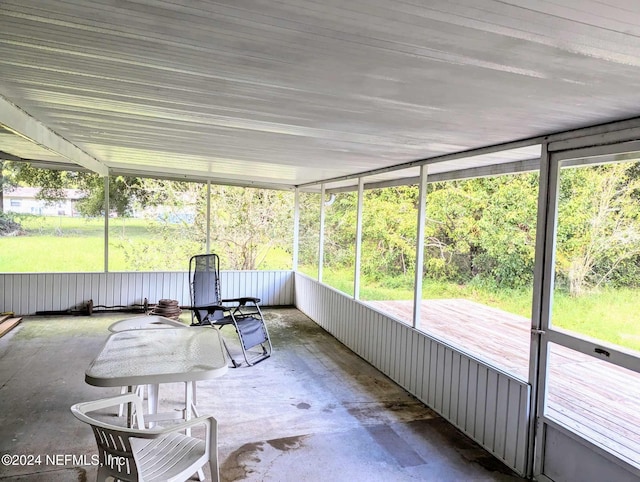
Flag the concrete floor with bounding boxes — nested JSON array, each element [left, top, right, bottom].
[[0, 308, 527, 482]]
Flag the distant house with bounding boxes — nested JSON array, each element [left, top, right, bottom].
[[3, 187, 84, 216]]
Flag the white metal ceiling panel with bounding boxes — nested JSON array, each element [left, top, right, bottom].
[[1, 1, 640, 187]]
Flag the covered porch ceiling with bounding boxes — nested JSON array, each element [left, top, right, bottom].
[[1, 1, 640, 192]]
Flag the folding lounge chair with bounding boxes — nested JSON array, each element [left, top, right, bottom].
[[189, 253, 272, 367]]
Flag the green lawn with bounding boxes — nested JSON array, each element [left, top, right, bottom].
[[0, 215, 291, 272], [551, 288, 640, 351], [0, 235, 105, 271], [1, 216, 180, 271]]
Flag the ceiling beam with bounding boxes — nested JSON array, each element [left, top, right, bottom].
[[302, 116, 640, 189], [2, 156, 92, 172], [0, 150, 23, 162], [0, 96, 109, 176], [325, 157, 542, 194], [298, 137, 543, 189], [4, 155, 295, 190], [105, 167, 296, 191]]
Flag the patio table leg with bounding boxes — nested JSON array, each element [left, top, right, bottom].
[[126, 385, 134, 428], [147, 384, 159, 428], [184, 383, 192, 430], [184, 382, 204, 482]]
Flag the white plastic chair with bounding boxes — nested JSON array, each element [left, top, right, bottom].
[[71, 393, 219, 482]]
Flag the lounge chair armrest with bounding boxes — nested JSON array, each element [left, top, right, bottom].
[[191, 304, 228, 313], [221, 297, 260, 305]]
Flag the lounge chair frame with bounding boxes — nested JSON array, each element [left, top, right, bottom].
[[188, 254, 272, 367]]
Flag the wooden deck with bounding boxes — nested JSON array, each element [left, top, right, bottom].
[[368, 298, 640, 469]]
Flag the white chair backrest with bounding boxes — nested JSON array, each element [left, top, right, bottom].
[[71, 394, 218, 482], [71, 394, 146, 480]]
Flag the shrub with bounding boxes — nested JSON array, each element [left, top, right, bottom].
[[0, 212, 21, 236]]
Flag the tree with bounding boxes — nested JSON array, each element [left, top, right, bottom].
[[296, 192, 322, 276], [555, 162, 640, 296], [113, 179, 205, 271], [360, 186, 418, 280], [0, 160, 20, 213], [425, 179, 487, 283], [0, 161, 4, 213], [421, 174, 539, 288], [6, 163, 162, 217], [202, 185, 294, 270], [0, 160, 21, 235], [323, 192, 358, 268], [475, 175, 538, 287]]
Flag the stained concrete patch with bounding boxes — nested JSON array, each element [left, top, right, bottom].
[[345, 399, 437, 426], [400, 418, 518, 477], [219, 436, 309, 482], [221, 442, 266, 481], [0, 467, 88, 481], [322, 403, 336, 413], [266, 434, 306, 452], [220, 429, 391, 482], [366, 424, 426, 468]]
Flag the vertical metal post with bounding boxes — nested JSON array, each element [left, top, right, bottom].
[[413, 165, 428, 329], [354, 178, 364, 300], [293, 187, 300, 271], [206, 181, 211, 254], [103, 175, 109, 272], [318, 184, 325, 282], [530, 142, 552, 382], [529, 141, 557, 478]]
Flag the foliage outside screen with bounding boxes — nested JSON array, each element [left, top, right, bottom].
[[0, 165, 295, 271], [2, 161, 640, 295], [2, 161, 640, 351]]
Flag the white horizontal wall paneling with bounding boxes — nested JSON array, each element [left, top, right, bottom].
[[0, 271, 294, 315], [131, 273, 143, 305], [294, 273, 531, 476], [278, 270, 293, 305], [454, 351, 469, 428], [409, 328, 421, 396], [51, 274, 62, 311], [220, 271, 235, 299], [484, 370, 500, 450], [11, 275, 22, 314], [74, 273, 86, 311], [0, 275, 6, 313], [13, 277, 21, 313], [160, 272, 175, 303]]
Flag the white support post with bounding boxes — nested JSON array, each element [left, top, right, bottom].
[[412, 165, 428, 329], [354, 178, 364, 300], [104, 176, 109, 272], [530, 141, 558, 478], [318, 184, 326, 282], [293, 188, 300, 271], [206, 181, 211, 254]]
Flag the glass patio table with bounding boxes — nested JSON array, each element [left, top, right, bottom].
[[85, 327, 227, 425]]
